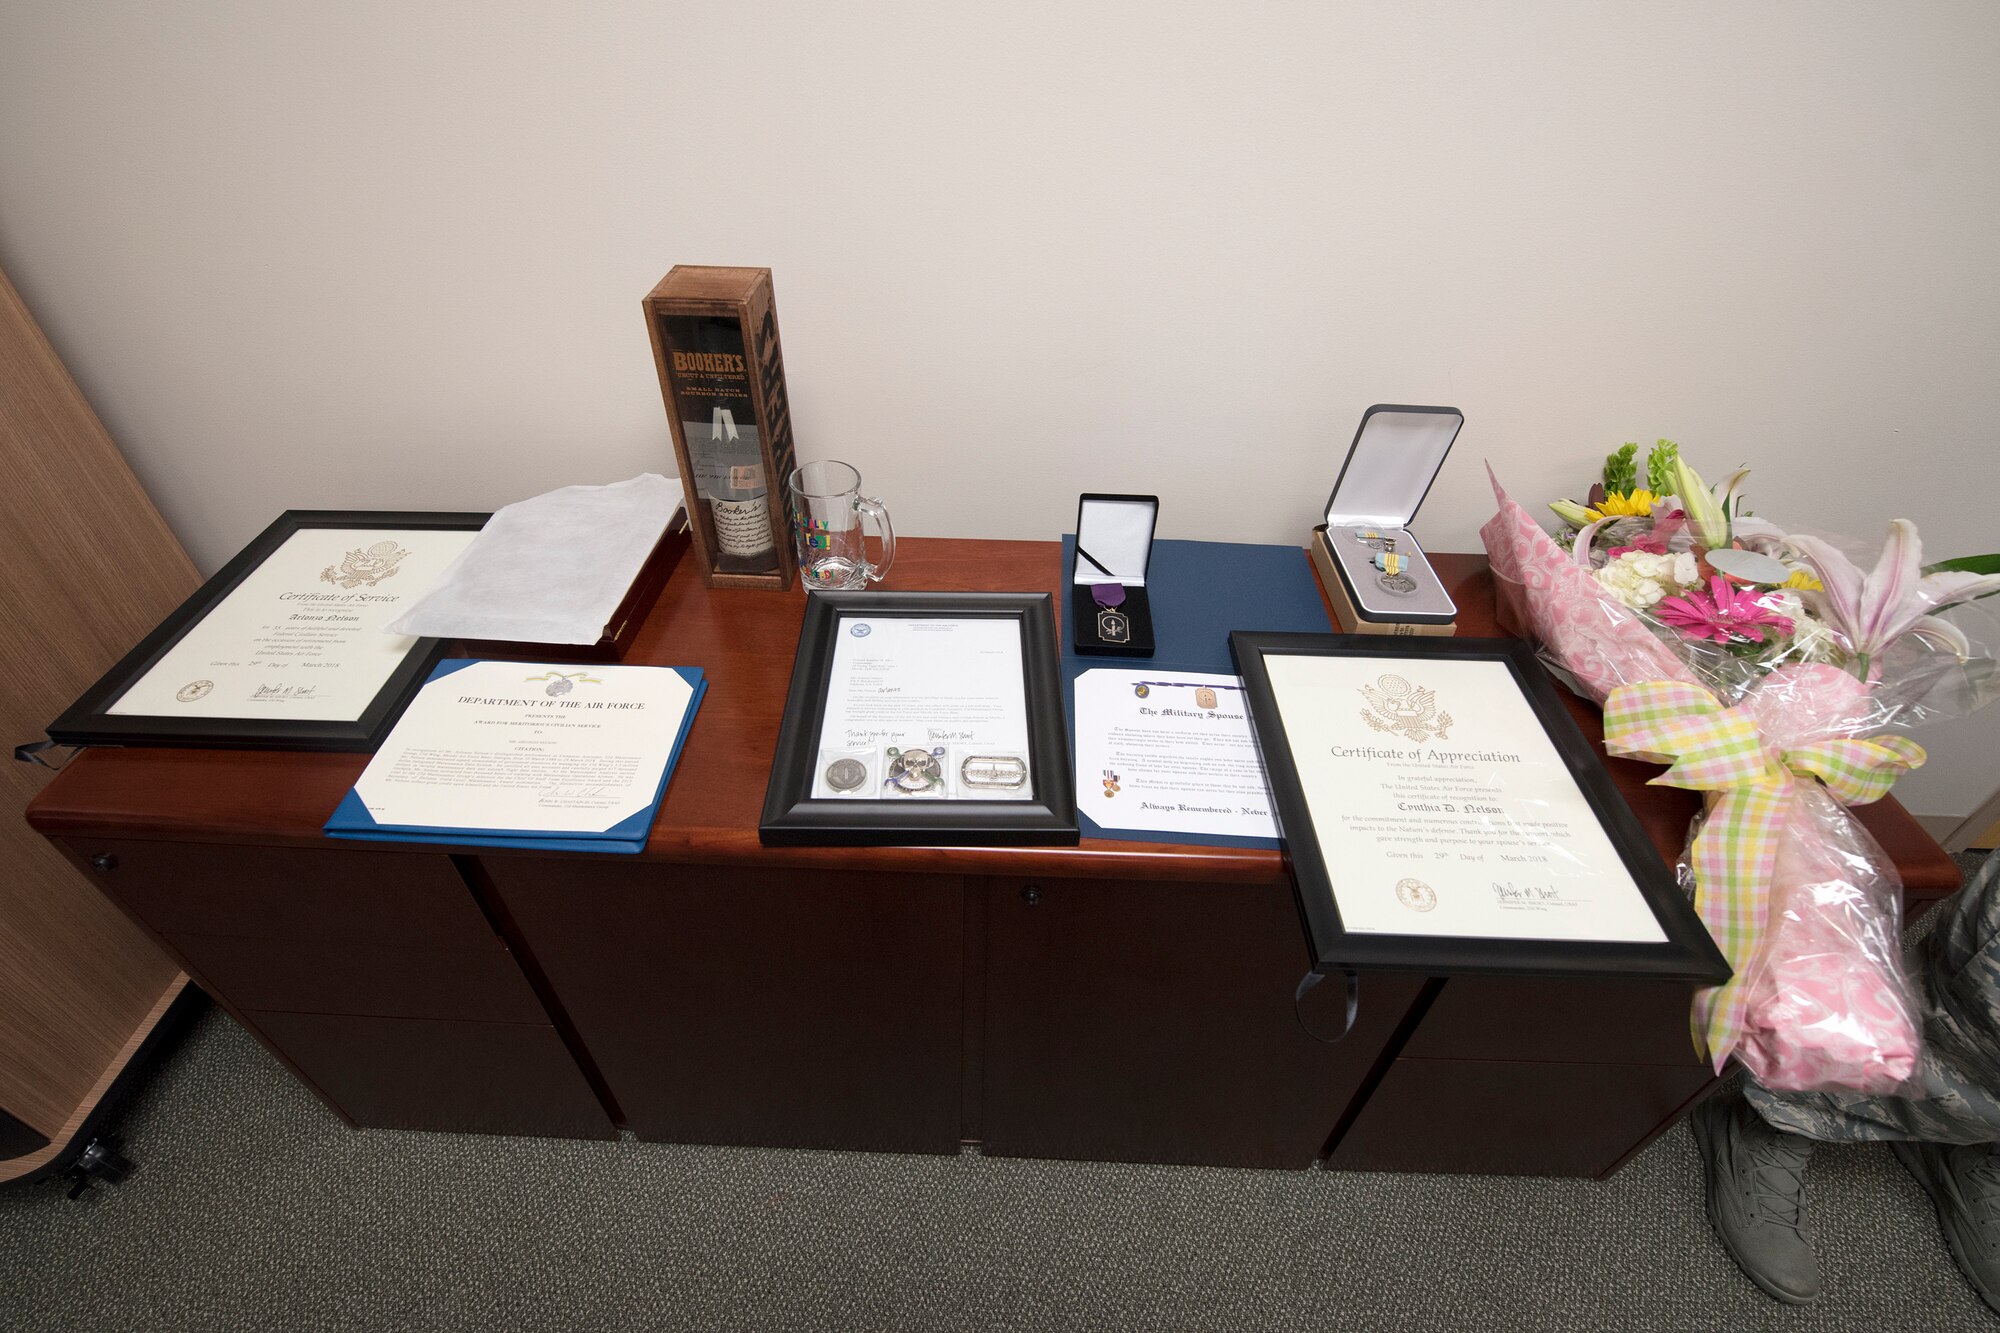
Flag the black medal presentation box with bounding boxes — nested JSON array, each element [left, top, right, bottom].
[[1071, 494, 1158, 657], [643, 265, 799, 591], [1311, 405, 1462, 636]]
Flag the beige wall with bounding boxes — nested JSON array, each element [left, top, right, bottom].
[[2, 1, 1996, 821]]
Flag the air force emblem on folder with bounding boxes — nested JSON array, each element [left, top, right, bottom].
[[1358, 673, 1453, 743]]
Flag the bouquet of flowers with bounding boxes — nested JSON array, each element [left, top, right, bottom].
[[1483, 440, 2000, 1093]]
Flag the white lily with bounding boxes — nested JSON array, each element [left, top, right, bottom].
[[1549, 499, 1594, 529], [1788, 520, 2000, 661], [1671, 458, 1732, 548]]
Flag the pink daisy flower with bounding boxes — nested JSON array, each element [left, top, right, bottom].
[[1654, 576, 1796, 645]]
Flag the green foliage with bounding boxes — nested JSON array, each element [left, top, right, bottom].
[[1927, 554, 2000, 576], [1928, 553, 2000, 600], [1603, 443, 1639, 495], [1647, 439, 1680, 495]]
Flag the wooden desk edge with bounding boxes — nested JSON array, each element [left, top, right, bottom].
[[25, 543, 1961, 896]]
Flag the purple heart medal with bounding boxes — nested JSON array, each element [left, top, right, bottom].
[[1091, 582, 1131, 644]]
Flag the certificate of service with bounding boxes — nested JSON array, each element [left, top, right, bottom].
[[1072, 668, 1277, 840], [344, 661, 699, 837], [109, 527, 477, 721], [1261, 654, 1666, 944], [813, 615, 1034, 800]]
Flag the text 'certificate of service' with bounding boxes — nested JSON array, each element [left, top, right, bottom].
[[1263, 654, 1666, 943], [814, 616, 1034, 800], [346, 661, 698, 837], [1072, 668, 1276, 840], [109, 527, 477, 721]]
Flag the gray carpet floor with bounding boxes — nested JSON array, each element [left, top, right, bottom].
[[5, 867, 1997, 1331]]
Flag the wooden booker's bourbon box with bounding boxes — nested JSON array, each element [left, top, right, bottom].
[[643, 266, 799, 590]]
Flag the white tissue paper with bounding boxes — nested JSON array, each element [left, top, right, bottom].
[[385, 473, 686, 645]]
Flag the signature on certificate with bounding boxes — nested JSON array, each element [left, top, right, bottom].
[[540, 784, 613, 800], [252, 683, 319, 700]]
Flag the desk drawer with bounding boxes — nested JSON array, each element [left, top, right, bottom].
[[1325, 1057, 1713, 1177], [484, 857, 965, 1155], [69, 838, 498, 950], [247, 1010, 612, 1140], [1401, 975, 1704, 1067], [167, 933, 547, 1024]]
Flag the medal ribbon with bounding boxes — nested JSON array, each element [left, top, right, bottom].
[[1601, 680, 1925, 1070]]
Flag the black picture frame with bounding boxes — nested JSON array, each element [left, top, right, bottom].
[[760, 591, 1079, 846], [1229, 632, 1730, 983], [47, 509, 489, 753]]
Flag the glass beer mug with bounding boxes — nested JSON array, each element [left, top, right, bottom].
[[786, 461, 896, 590]]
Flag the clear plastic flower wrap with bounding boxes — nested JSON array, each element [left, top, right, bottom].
[[1481, 452, 2000, 1095]]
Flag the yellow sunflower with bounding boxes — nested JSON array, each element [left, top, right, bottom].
[[1584, 489, 1661, 521]]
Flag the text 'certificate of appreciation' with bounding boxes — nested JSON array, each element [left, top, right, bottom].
[[109, 527, 477, 721], [814, 616, 1033, 800], [1072, 668, 1276, 840], [336, 660, 701, 843], [1262, 654, 1666, 943]]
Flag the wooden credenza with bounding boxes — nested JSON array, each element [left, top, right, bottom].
[[25, 543, 1963, 1176]]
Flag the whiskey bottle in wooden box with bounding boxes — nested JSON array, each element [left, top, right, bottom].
[[643, 266, 799, 589]]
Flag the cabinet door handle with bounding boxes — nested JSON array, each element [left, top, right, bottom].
[[1020, 885, 1041, 906], [89, 853, 119, 872]]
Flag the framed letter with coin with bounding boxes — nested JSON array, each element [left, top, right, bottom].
[[1230, 632, 1728, 982], [47, 511, 486, 752], [760, 591, 1078, 846]]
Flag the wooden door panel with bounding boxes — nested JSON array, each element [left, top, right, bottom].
[[70, 838, 497, 949], [248, 1010, 612, 1139], [486, 857, 964, 1154], [1325, 1057, 1713, 1177], [980, 875, 1425, 1169], [1401, 975, 1703, 1067], [165, 933, 547, 1024]]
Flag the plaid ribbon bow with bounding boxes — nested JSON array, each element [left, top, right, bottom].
[[1601, 679, 1926, 1068]]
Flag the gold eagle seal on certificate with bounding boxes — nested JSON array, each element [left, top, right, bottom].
[[1395, 877, 1438, 912], [1358, 673, 1453, 743], [320, 540, 411, 589]]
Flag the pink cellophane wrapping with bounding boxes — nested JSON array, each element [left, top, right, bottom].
[[1480, 469, 1921, 1093]]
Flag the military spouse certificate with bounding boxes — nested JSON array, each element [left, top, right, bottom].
[[1261, 653, 1666, 943], [108, 527, 477, 721], [1071, 668, 1277, 839], [812, 615, 1034, 800]]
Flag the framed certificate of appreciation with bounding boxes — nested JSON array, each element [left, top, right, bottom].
[[48, 510, 487, 752], [760, 591, 1078, 846], [1230, 633, 1729, 982]]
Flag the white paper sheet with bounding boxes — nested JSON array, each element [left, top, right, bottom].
[[1072, 668, 1277, 839], [385, 473, 685, 645], [108, 526, 478, 721], [812, 615, 1034, 800], [1262, 654, 1666, 943], [349, 661, 696, 834]]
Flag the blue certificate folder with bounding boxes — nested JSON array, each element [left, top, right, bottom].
[[324, 659, 706, 854], [1060, 537, 1330, 850]]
